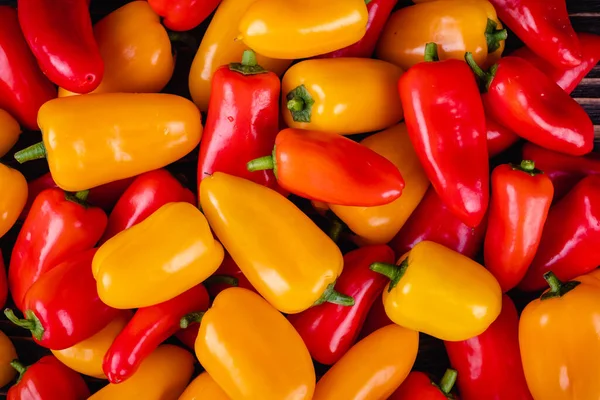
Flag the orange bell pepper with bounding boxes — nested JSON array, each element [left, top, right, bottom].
[[0, 109, 20, 157], [179, 372, 231, 400], [0, 164, 27, 239]]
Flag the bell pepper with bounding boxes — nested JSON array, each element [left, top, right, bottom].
[[93, 202, 224, 308], [0, 251, 6, 309], [399, 43, 489, 228], [288, 245, 395, 365], [519, 175, 600, 291], [466, 54, 594, 156], [519, 271, 600, 399], [52, 311, 132, 379], [200, 172, 350, 314], [0, 6, 56, 130], [14, 93, 202, 191], [179, 372, 230, 400], [371, 241, 501, 341], [189, 0, 291, 112], [389, 369, 458, 400], [198, 50, 281, 193], [238, 0, 368, 59], [377, 0, 506, 71], [18, 0, 103, 94], [248, 128, 404, 206], [484, 161, 554, 292], [445, 295, 533, 400], [486, 118, 519, 158], [329, 123, 429, 245], [89, 345, 194, 400], [0, 330, 17, 388], [0, 110, 20, 157], [148, 0, 221, 31], [313, 324, 418, 400], [0, 164, 27, 239], [100, 169, 195, 244], [281, 59, 403, 134], [103, 284, 209, 384], [359, 296, 392, 340]]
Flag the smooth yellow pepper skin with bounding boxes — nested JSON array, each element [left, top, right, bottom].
[[0, 330, 17, 388], [36, 93, 202, 191], [59, 1, 174, 97], [282, 58, 403, 135], [93, 202, 224, 309], [374, 241, 502, 341], [189, 0, 291, 111], [195, 288, 315, 400], [0, 164, 27, 239], [179, 372, 231, 400], [330, 124, 429, 244], [313, 325, 418, 400], [52, 311, 132, 379], [90, 345, 194, 400], [200, 173, 344, 314], [239, 0, 368, 59], [376, 0, 505, 70], [0, 109, 20, 157]]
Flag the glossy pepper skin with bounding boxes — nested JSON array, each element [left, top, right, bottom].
[[313, 325, 418, 400], [0, 164, 27, 239], [18, 0, 103, 93], [148, 0, 221, 31], [282, 59, 403, 135], [519, 175, 600, 291], [372, 241, 501, 341], [0, 330, 17, 388], [179, 372, 230, 400], [484, 161, 554, 292], [0, 110, 20, 157], [445, 295, 532, 400], [9, 188, 107, 311], [486, 119, 519, 158], [389, 369, 458, 400]]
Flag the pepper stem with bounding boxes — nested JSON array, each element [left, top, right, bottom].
[[203, 275, 239, 288], [287, 98, 305, 112], [10, 360, 28, 384], [370, 259, 409, 292], [247, 156, 274, 172], [314, 283, 355, 307], [424, 42, 439, 62], [365, 0, 372, 3], [485, 19, 508, 53], [328, 218, 345, 243], [286, 85, 315, 123], [180, 311, 205, 329], [510, 160, 543, 176], [4, 309, 44, 341], [14, 142, 46, 164], [540, 271, 581, 300], [65, 190, 90, 207], [439, 369, 458, 394], [229, 50, 267, 75], [464, 52, 496, 92]]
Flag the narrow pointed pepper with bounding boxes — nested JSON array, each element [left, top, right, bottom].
[[148, 0, 221, 31], [399, 43, 489, 227], [0, 110, 20, 157], [0, 251, 6, 309], [484, 161, 554, 292], [0, 330, 17, 388], [0, 164, 27, 239], [179, 372, 230, 400], [486, 118, 519, 158], [389, 369, 458, 400]]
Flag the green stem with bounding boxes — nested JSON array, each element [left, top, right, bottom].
[[328, 218, 344, 243], [464, 52, 496, 92], [14, 142, 46, 164], [286, 85, 314, 123], [540, 271, 581, 300], [287, 98, 305, 112], [64, 190, 90, 207], [439, 369, 458, 394], [203, 275, 239, 288], [510, 159, 543, 176], [485, 19, 508, 53], [370, 259, 409, 292], [229, 50, 267, 75], [314, 283, 355, 307], [4, 309, 44, 341], [10, 360, 28, 384], [247, 156, 274, 172], [167, 31, 198, 50], [365, 0, 372, 3], [180, 311, 205, 329], [424, 42, 439, 62]]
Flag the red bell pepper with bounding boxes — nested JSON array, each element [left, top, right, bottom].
[[8, 188, 107, 311], [466, 54, 594, 156], [488, 0, 581, 67], [247, 128, 404, 206], [287, 245, 395, 365], [103, 284, 210, 383], [198, 51, 281, 193], [148, 0, 221, 31], [358, 296, 392, 340], [484, 161, 554, 292], [486, 118, 519, 158], [389, 369, 458, 400], [204, 253, 256, 298], [100, 169, 195, 244], [0, 250, 7, 309], [444, 295, 533, 400], [398, 43, 489, 227], [7, 356, 90, 400], [18, 0, 103, 94], [519, 175, 600, 291], [0, 6, 56, 130], [5, 249, 119, 350]]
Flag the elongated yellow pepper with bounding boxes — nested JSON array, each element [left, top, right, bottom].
[[0, 164, 27, 239], [0, 109, 20, 157]]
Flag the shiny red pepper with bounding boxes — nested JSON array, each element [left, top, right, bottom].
[[486, 118, 519, 158], [18, 0, 103, 94], [148, 0, 221, 31], [389, 369, 458, 400], [444, 295, 533, 400], [484, 161, 554, 292], [8, 188, 107, 311], [7, 356, 90, 400], [519, 175, 600, 291], [288, 245, 395, 365], [0, 250, 7, 309], [175, 322, 199, 350], [204, 253, 257, 299], [0, 6, 56, 130], [399, 43, 489, 227]]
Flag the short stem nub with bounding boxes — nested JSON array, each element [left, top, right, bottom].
[[241, 50, 257, 67], [229, 50, 266, 75], [286, 85, 314, 123], [328, 219, 344, 243], [314, 283, 355, 307], [247, 155, 274, 172], [14, 142, 46, 164], [287, 98, 305, 112], [541, 271, 581, 300], [485, 19, 508, 53], [424, 42, 439, 62], [439, 369, 458, 394], [10, 360, 28, 383], [510, 159, 543, 176], [370, 259, 409, 292], [180, 312, 205, 329], [203, 275, 239, 288]]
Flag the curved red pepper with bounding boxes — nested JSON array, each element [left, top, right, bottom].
[[519, 175, 600, 291], [389, 369, 458, 400], [205, 253, 257, 298], [398, 44, 488, 227], [0, 6, 56, 130], [484, 161, 554, 292], [486, 118, 519, 158], [18, 0, 103, 94], [287, 245, 395, 365], [7, 356, 89, 400], [444, 295, 533, 400], [358, 296, 392, 340], [8, 188, 107, 311], [0, 250, 7, 309], [148, 0, 221, 31]]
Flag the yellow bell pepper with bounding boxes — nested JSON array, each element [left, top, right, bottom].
[[519, 271, 600, 400], [238, 0, 369, 59], [200, 172, 347, 314], [371, 241, 501, 341], [282, 58, 403, 135], [189, 0, 291, 111], [0, 109, 20, 157], [58, 1, 174, 97], [376, 0, 506, 70], [179, 372, 230, 400], [0, 164, 27, 239], [330, 124, 429, 244], [93, 202, 224, 309], [89, 344, 194, 400], [313, 325, 418, 400], [195, 287, 315, 400], [52, 311, 132, 379], [14, 93, 202, 191], [0, 330, 17, 388]]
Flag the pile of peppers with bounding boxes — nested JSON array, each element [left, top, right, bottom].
[[0, 0, 599, 399]]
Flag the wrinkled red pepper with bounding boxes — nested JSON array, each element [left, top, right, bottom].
[[0, 251, 7, 309], [148, 0, 222, 31], [204, 253, 256, 298], [389, 369, 458, 400], [486, 118, 519, 158]]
